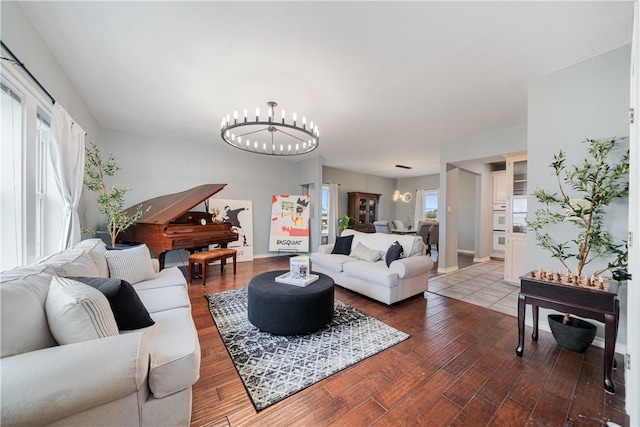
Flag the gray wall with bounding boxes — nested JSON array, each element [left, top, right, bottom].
[[457, 169, 477, 253], [528, 45, 631, 345], [322, 166, 396, 222], [438, 128, 527, 270], [395, 174, 440, 227], [100, 128, 308, 259], [2, 1, 102, 235]]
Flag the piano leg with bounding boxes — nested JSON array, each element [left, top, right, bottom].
[[157, 252, 167, 271]]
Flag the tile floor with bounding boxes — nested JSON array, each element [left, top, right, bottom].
[[427, 258, 520, 317]]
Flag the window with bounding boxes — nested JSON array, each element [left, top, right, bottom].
[[1, 81, 24, 270], [1, 69, 57, 271], [424, 190, 438, 221], [321, 184, 329, 235]]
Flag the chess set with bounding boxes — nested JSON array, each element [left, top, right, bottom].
[[529, 267, 610, 292]]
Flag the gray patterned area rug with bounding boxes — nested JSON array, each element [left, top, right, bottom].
[[205, 288, 409, 411]]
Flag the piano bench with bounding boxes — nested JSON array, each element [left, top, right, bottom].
[[188, 248, 237, 285]]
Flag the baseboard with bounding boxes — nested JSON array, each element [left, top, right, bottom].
[[524, 317, 625, 354], [164, 252, 282, 268], [473, 256, 491, 263], [437, 265, 459, 274], [457, 249, 475, 256]]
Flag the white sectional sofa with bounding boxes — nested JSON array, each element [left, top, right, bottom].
[[0, 239, 200, 427], [311, 229, 434, 305]]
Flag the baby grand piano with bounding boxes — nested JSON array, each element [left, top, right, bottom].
[[120, 184, 238, 269]]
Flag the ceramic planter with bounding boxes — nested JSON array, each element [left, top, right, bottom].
[[548, 314, 597, 353]]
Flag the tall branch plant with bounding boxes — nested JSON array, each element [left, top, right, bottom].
[[84, 142, 149, 246], [527, 137, 629, 280]]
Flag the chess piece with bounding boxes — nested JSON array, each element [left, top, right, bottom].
[[567, 274, 573, 284]]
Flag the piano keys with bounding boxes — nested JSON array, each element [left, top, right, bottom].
[[120, 184, 238, 269]]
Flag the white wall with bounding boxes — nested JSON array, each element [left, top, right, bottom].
[[528, 45, 631, 347]]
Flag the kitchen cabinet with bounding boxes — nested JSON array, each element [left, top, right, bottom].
[[504, 153, 528, 283]]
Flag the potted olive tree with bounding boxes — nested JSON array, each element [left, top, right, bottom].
[[84, 142, 149, 247], [527, 137, 629, 352]]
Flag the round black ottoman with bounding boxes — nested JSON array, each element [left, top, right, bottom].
[[247, 270, 334, 335]]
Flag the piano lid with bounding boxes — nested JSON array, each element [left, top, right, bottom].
[[124, 184, 227, 225]]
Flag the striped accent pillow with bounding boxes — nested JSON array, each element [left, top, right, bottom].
[[104, 244, 156, 284], [45, 277, 119, 345]]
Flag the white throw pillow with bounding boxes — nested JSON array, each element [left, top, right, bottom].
[[46, 277, 119, 345], [104, 244, 156, 284], [74, 239, 109, 277], [38, 249, 100, 277], [350, 242, 384, 263]]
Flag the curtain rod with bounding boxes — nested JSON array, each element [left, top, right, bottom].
[[1, 40, 56, 105]]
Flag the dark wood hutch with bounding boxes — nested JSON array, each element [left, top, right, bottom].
[[347, 192, 381, 233]]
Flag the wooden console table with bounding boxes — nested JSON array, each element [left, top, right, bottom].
[[515, 274, 620, 394]]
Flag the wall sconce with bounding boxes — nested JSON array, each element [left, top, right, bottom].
[[392, 190, 412, 203]]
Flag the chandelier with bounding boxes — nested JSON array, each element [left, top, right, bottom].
[[392, 190, 412, 203], [220, 101, 319, 156]]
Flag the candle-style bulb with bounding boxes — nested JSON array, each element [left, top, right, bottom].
[[256, 108, 260, 120]]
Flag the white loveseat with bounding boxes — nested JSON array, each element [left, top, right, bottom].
[[0, 239, 200, 427], [311, 229, 434, 305]]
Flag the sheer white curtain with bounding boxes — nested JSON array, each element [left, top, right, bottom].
[[49, 103, 85, 250], [327, 183, 339, 243], [413, 189, 425, 229], [1, 83, 24, 270]]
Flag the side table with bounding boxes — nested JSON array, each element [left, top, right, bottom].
[[515, 274, 619, 394]]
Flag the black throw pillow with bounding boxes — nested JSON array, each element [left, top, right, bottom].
[[331, 235, 354, 255], [67, 276, 155, 330], [385, 241, 404, 267]]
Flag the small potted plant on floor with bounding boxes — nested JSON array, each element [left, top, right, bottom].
[[84, 142, 150, 247], [339, 214, 353, 232], [526, 137, 629, 352]]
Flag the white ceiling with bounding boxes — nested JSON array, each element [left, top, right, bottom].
[[19, 1, 634, 178]]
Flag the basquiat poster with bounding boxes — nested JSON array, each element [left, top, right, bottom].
[[269, 195, 311, 252], [208, 198, 254, 262]]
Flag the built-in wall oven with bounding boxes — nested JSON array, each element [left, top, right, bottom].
[[492, 231, 506, 252], [492, 210, 507, 231], [492, 210, 507, 254]]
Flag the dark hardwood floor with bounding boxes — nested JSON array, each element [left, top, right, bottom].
[[186, 257, 628, 426]]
